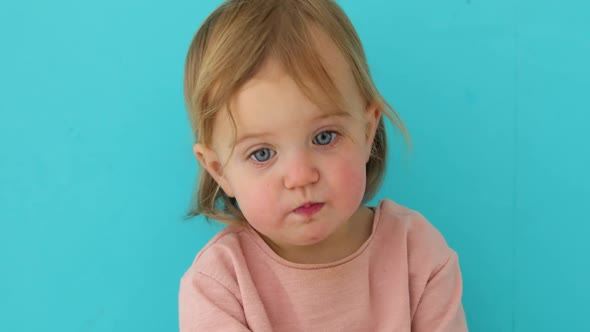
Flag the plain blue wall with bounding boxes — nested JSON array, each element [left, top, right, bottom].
[[1, 0, 588, 331]]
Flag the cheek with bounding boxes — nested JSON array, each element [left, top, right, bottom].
[[229, 173, 278, 221], [329, 151, 367, 201]]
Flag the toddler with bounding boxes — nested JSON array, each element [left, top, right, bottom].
[[179, 0, 468, 331]]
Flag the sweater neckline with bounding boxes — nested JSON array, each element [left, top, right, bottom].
[[244, 201, 383, 270]]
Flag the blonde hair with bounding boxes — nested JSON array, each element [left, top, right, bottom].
[[183, 0, 410, 223]]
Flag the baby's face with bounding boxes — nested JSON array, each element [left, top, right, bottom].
[[197, 33, 380, 259]]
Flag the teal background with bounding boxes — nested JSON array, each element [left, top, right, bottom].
[[1, 0, 588, 331]]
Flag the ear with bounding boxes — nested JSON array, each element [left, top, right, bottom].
[[193, 143, 235, 197], [364, 103, 382, 162]]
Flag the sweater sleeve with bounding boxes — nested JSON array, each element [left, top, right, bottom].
[[179, 271, 251, 332], [411, 251, 468, 332]]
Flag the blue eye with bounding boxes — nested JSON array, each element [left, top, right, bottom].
[[250, 148, 275, 162], [313, 131, 337, 145]]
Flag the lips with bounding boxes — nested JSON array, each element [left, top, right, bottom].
[[293, 202, 324, 217]]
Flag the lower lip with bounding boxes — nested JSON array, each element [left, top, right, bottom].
[[293, 203, 324, 217]]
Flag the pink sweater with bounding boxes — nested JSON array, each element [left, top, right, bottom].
[[179, 199, 468, 331]]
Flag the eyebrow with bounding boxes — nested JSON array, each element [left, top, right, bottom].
[[232, 110, 351, 148]]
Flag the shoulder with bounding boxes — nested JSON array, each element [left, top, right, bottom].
[[375, 199, 455, 272], [180, 224, 252, 296], [374, 200, 467, 328]]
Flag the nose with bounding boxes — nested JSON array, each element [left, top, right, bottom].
[[282, 150, 319, 189]]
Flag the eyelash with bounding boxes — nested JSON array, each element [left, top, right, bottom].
[[247, 130, 341, 164]]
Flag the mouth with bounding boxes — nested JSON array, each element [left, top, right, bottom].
[[293, 202, 324, 217]]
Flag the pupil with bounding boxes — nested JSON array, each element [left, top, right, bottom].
[[256, 149, 268, 160], [316, 132, 331, 144]]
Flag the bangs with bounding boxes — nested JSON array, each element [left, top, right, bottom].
[[186, 0, 354, 146], [270, 17, 350, 117]]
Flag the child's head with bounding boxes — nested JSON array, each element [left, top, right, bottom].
[[183, 0, 409, 226]]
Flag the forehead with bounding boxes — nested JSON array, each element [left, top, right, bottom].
[[209, 28, 366, 150]]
